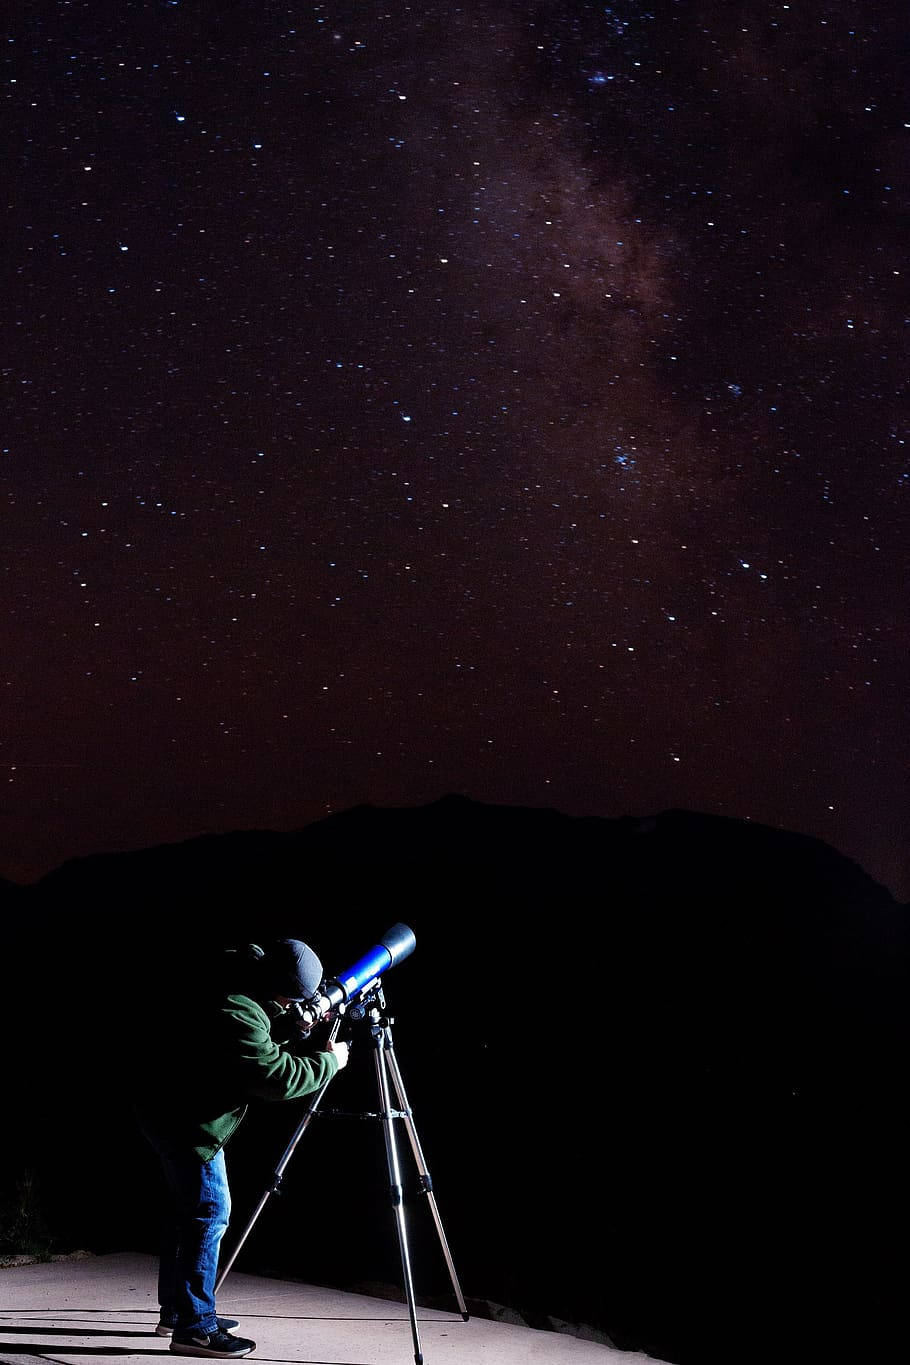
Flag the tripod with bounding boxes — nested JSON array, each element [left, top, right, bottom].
[[215, 983, 469, 1365]]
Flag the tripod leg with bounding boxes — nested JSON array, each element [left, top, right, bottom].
[[385, 1043, 470, 1320], [215, 1025, 341, 1294], [373, 1033, 424, 1365], [215, 1096, 323, 1294]]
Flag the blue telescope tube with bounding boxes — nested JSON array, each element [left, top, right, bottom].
[[323, 923, 416, 1008]]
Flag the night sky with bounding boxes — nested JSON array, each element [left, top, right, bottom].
[[3, 1, 907, 898]]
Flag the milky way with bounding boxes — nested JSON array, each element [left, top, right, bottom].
[[3, 2, 907, 895]]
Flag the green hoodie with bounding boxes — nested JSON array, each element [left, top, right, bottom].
[[136, 989, 338, 1162]]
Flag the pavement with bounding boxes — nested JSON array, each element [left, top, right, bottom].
[[0, 1253, 670, 1365]]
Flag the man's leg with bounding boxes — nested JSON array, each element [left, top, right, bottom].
[[159, 1148, 231, 1333], [153, 1152, 237, 1334], [162, 1150, 254, 1356]]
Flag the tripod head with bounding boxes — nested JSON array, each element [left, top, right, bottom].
[[288, 923, 415, 1037]]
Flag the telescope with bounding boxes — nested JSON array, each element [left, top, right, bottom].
[[289, 922, 416, 1035]]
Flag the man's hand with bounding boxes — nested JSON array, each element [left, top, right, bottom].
[[327, 1039, 349, 1070]]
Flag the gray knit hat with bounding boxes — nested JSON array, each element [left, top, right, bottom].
[[259, 938, 324, 1001]]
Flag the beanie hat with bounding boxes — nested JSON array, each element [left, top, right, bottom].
[[258, 938, 324, 1001]]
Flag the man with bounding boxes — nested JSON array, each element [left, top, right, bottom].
[[136, 937, 348, 1359]]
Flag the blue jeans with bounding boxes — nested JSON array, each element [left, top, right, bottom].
[[144, 1134, 231, 1334]]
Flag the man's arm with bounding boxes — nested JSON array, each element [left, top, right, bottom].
[[221, 994, 340, 1102]]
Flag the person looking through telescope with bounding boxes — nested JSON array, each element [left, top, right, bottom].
[[134, 937, 348, 1360]]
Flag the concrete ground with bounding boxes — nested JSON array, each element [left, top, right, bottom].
[[0, 1253, 670, 1365]]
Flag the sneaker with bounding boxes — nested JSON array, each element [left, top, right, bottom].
[[157, 1319, 239, 1338], [169, 1329, 255, 1358]]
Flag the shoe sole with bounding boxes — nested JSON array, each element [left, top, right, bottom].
[[168, 1347, 253, 1359]]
